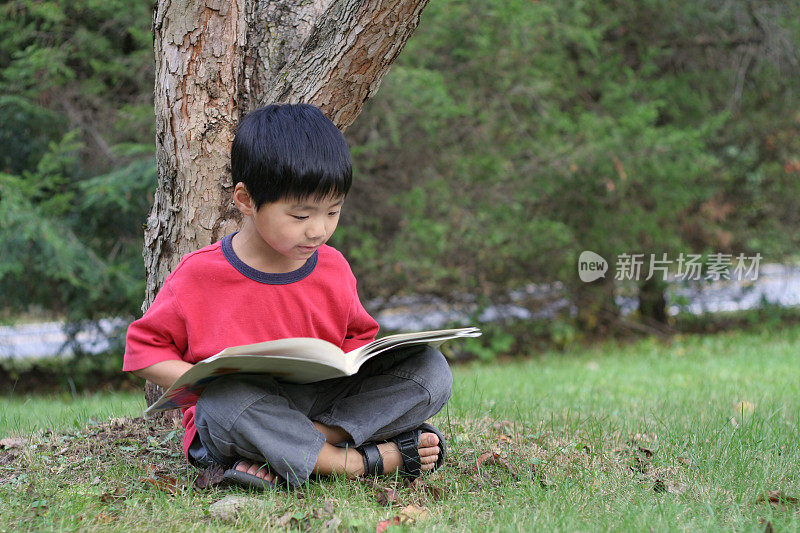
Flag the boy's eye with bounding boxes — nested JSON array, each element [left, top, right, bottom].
[[328, 211, 340, 217], [292, 215, 309, 220]]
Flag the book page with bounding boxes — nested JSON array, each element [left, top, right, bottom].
[[345, 327, 481, 372], [213, 337, 346, 367]]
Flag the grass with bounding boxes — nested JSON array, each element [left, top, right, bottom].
[[0, 391, 145, 436], [1, 324, 800, 531]]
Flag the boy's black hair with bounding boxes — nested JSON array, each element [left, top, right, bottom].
[[231, 103, 352, 209]]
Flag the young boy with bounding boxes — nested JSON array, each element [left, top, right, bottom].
[[123, 103, 452, 489]]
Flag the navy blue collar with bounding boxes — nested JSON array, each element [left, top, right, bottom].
[[221, 233, 318, 284]]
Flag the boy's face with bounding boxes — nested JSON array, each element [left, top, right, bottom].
[[235, 184, 344, 268]]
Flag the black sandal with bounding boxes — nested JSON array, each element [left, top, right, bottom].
[[357, 423, 447, 482]]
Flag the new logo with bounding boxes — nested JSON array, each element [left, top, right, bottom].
[[578, 251, 608, 282]]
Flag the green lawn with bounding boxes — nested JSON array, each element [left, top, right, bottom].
[[0, 390, 145, 436], [1, 325, 799, 531]]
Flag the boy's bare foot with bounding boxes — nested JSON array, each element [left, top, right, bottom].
[[371, 431, 441, 474], [232, 461, 277, 483]]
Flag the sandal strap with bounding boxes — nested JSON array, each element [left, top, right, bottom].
[[394, 430, 422, 480], [359, 443, 384, 477]]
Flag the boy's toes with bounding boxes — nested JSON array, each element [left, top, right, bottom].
[[418, 432, 440, 449], [418, 433, 440, 457], [420, 453, 439, 470], [421, 453, 439, 464], [236, 460, 274, 481], [417, 432, 441, 471]]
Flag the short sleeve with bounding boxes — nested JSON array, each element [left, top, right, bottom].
[[341, 281, 379, 353], [122, 282, 189, 371]]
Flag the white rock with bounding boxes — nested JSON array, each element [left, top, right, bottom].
[[209, 495, 263, 520]]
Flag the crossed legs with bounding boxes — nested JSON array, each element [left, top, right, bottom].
[[233, 421, 441, 483], [194, 345, 452, 487]]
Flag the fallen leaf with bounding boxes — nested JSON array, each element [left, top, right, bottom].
[[94, 512, 116, 524], [399, 504, 428, 524], [193, 464, 226, 490], [491, 420, 514, 432], [756, 490, 800, 512], [141, 467, 181, 495], [0, 438, 25, 450], [142, 475, 179, 494], [375, 516, 401, 533], [730, 417, 739, 428], [409, 479, 445, 501], [375, 487, 400, 506], [638, 446, 654, 458], [99, 487, 126, 503], [499, 434, 514, 444], [613, 154, 627, 181], [475, 451, 506, 469]]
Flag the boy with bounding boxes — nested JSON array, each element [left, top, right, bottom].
[[123, 103, 452, 489]]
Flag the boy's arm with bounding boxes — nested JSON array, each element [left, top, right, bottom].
[[342, 280, 380, 352], [132, 360, 194, 390], [124, 280, 191, 379]]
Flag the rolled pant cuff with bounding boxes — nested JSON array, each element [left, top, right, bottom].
[[281, 430, 327, 488]]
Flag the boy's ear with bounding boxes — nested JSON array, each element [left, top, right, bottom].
[[233, 182, 256, 215]]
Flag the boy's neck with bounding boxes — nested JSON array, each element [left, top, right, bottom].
[[231, 222, 310, 274]]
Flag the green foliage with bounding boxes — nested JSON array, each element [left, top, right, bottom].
[[341, 0, 800, 330], [0, 0, 156, 325], [0, 95, 65, 174], [455, 326, 515, 363], [0, 138, 156, 320], [0, 349, 128, 394]]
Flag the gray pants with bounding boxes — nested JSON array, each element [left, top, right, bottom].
[[193, 345, 452, 487]]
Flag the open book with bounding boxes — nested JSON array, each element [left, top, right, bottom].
[[144, 327, 481, 417]]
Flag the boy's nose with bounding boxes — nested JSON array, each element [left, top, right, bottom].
[[306, 220, 326, 240]]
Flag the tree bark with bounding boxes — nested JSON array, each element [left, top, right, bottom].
[[143, 0, 429, 411]]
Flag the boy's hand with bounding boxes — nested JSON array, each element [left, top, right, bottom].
[[131, 360, 194, 389]]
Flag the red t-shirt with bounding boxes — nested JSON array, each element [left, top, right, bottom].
[[123, 233, 379, 456]]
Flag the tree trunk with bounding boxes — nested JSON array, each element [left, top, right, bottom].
[[142, 0, 429, 411], [638, 277, 668, 325]]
